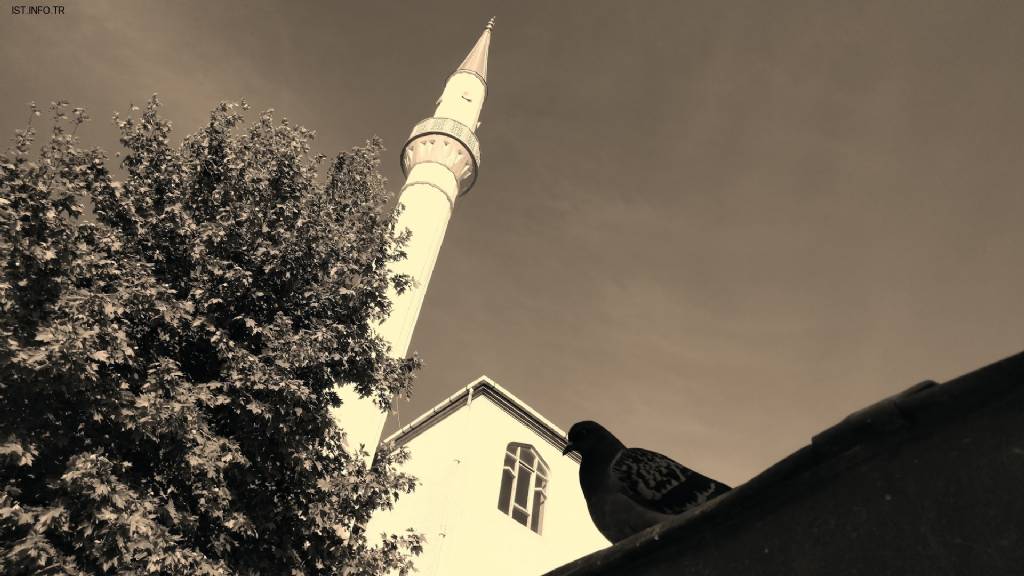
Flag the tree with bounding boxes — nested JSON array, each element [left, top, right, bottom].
[[0, 97, 423, 574]]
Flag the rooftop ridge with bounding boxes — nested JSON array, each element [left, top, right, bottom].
[[382, 375, 577, 461]]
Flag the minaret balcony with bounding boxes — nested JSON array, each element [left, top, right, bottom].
[[401, 117, 481, 195]]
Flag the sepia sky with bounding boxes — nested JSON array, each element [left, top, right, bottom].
[[3, 0, 1023, 484]]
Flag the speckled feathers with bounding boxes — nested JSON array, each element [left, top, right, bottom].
[[565, 420, 731, 543], [611, 447, 730, 514]]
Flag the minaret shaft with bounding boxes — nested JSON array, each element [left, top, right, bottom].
[[379, 165, 457, 355], [333, 21, 492, 455], [435, 74, 486, 129]]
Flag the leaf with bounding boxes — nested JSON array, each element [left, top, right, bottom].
[[34, 506, 66, 532], [0, 441, 35, 466]]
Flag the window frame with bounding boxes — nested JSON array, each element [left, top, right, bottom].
[[497, 442, 549, 534]]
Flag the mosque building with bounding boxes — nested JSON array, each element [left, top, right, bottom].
[[369, 376, 608, 575], [334, 18, 1024, 576], [331, 19, 610, 575]]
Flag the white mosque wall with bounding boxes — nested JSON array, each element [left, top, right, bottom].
[[368, 391, 608, 575]]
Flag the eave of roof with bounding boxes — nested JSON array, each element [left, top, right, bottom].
[[382, 375, 581, 463]]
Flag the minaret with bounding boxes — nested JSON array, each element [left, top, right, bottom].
[[334, 19, 494, 456]]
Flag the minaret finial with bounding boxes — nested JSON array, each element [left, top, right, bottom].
[[486, 17, 495, 31]]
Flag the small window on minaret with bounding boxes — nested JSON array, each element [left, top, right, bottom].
[[497, 443, 549, 534]]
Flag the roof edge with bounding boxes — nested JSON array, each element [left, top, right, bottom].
[[382, 376, 580, 462], [542, 349, 1024, 576]]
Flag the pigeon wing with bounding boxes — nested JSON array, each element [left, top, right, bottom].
[[611, 447, 730, 514]]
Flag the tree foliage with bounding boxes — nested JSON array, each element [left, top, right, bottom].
[[0, 98, 423, 574]]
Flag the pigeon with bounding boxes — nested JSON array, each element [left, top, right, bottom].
[[562, 420, 731, 543]]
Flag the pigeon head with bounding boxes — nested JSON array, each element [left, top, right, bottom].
[[563, 420, 624, 459]]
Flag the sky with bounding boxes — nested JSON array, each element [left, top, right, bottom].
[[2, 0, 1023, 485]]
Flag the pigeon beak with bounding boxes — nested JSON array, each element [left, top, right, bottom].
[[562, 443, 576, 456]]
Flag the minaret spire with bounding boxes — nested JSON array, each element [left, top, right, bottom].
[[334, 21, 494, 456], [457, 18, 494, 82]]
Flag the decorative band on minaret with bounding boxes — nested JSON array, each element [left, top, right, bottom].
[[334, 19, 494, 456], [402, 118, 481, 199]]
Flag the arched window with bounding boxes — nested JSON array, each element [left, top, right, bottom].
[[497, 442, 548, 534]]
